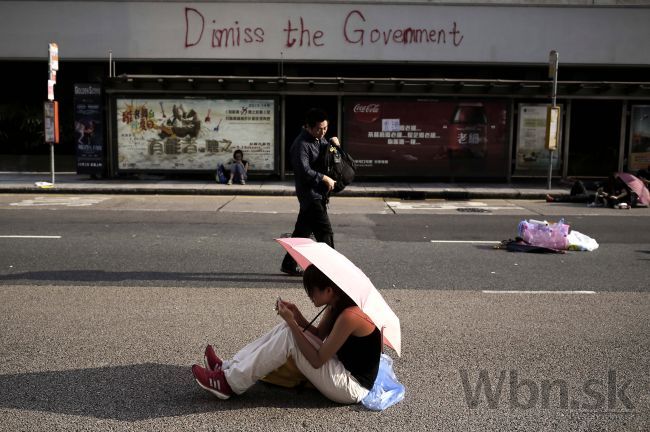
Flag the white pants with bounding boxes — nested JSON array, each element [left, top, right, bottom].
[[222, 323, 369, 404]]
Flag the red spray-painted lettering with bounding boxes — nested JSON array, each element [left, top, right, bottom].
[[343, 10, 463, 47], [283, 17, 324, 48], [185, 7, 264, 48]]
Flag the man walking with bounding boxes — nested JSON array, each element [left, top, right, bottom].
[[281, 108, 339, 276]]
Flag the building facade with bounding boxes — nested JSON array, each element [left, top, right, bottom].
[[1, 0, 649, 180]]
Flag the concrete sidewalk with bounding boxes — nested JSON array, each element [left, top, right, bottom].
[[0, 172, 569, 199]]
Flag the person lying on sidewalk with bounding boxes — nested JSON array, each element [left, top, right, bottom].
[[546, 179, 600, 203], [547, 175, 632, 208], [191, 264, 381, 404]]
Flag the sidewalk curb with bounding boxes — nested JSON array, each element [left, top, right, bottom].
[[0, 185, 561, 200]]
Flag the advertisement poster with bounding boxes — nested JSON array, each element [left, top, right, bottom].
[[629, 105, 650, 172], [515, 104, 562, 175], [74, 84, 104, 175], [116, 98, 275, 172], [343, 98, 509, 177]]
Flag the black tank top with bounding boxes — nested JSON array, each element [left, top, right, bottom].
[[337, 326, 381, 390]]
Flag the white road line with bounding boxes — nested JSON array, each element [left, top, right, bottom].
[[430, 240, 501, 244], [482, 290, 596, 294], [0, 235, 62, 239]]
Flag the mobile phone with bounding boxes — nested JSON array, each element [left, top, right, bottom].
[[275, 296, 282, 311]]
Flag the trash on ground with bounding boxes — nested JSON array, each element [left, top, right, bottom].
[[495, 218, 598, 253], [566, 230, 599, 251], [518, 218, 569, 250]]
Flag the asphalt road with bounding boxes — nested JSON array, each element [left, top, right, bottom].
[[0, 194, 648, 431]]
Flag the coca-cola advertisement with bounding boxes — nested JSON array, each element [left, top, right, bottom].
[[344, 98, 510, 178]]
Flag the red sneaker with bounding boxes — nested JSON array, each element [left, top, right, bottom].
[[192, 364, 233, 400], [204, 345, 223, 371]]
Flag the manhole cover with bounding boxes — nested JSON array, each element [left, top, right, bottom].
[[456, 207, 490, 213]]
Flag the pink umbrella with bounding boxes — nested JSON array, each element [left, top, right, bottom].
[[276, 237, 401, 356], [616, 172, 650, 205]]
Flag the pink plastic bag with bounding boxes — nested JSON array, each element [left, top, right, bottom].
[[518, 219, 569, 250]]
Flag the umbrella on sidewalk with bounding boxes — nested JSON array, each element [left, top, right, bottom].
[[616, 172, 650, 206], [276, 237, 401, 356]]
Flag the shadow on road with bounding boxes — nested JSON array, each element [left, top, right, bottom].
[[0, 271, 302, 286], [0, 363, 332, 421]]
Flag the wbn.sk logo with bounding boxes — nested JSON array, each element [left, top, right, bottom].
[[459, 369, 634, 410]]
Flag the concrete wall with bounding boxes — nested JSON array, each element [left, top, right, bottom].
[[1, 1, 649, 64]]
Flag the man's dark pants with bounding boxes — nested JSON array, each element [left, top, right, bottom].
[[281, 199, 333, 270]]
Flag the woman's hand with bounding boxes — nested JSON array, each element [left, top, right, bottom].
[[277, 302, 295, 323], [278, 300, 299, 314]]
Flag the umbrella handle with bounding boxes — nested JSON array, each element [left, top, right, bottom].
[[303, 306, 328, 332]]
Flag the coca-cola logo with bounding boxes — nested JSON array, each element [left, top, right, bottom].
[[352, 103, 380, 123]]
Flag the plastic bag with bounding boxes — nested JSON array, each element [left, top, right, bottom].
[[567, 230, 599, 251], [215, 164, 227, 184], [518, 219, 569, 250], [361, 353, 405, 411]]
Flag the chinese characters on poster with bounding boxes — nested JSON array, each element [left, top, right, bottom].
[[116, 99, 275, 171]]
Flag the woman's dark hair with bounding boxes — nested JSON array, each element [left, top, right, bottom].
[[233, 149, 243, 158], [305, 108, 328, 128], [303, 264, 356, 321]]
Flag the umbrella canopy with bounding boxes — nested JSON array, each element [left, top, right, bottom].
[[276, 237, 401, 356], [616, 172, 650, 205]]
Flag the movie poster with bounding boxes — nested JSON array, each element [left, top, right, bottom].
[[629, 105, 650, 172], [74, 84, 104, 175], [515, 104, 563, 175], [343, 98, 509, 177], [116, 98, 275, 171]]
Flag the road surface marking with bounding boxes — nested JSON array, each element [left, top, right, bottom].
[[385, 200, 521, 211], [10, 196, 109, 207], [0, 235, 61, 239], [482, 290, 595, 294]]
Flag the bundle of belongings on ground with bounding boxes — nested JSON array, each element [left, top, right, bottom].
[[496, 218, 598, 253]]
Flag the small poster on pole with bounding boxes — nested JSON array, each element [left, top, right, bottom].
[[44, 101, 59, 144], [545, 106, 561, 151], [49, 43, 59, 72]]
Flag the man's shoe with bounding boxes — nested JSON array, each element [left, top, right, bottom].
[[204, 344, 223, 371], [240, 179, 246, 185], [280, 265, 304, 277], [227, 179, 233, 185], [192, 364, 233, 400]]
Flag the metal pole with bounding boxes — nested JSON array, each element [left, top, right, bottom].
[[50, 143, 55, 185], [506, 100, 515, 183], [548, 50, 559, 190], [617, 101, 628, 172], [562, 101, 571, 180], [109, 50, 112, 78], [547, 150, 553, 190], [278, 50, 285, 180]]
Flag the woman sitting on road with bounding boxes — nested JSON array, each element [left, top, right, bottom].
[[191, 264, 382, 404]]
